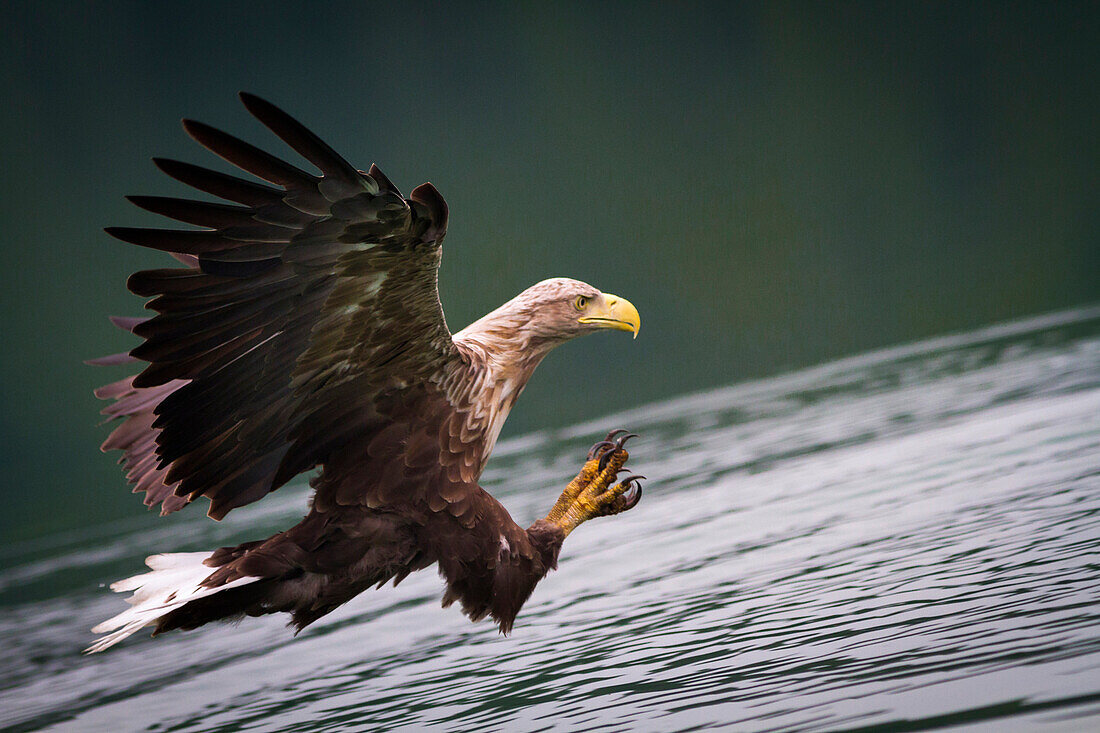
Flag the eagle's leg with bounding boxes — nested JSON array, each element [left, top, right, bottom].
[[436, 430, 643, 635], [545, 430, 644, 535]]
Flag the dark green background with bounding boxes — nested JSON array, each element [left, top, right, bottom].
[[2, 2, 1097, 543]]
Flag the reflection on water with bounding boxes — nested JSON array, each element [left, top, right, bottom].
[[3, 306, 1100, 732]]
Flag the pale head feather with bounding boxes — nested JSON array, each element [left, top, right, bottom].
[[453, 277, 603, 362]]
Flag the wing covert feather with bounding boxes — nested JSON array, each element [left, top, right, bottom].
[[97, 93, 466, 519]]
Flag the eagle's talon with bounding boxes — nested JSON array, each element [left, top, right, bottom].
[[623, 488, 641, 511], [621, 476, 644, 510], [547, 431, 641, 531], [598, 445, 629, 472], [597, 471, 641, 496], [592, 474, 645, 517], [615, 433, 638, 450], [587, 440, 615, 460], [589, 429, 628, 462]]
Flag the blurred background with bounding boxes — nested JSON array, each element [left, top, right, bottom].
[[1, 1, 1097, 542]]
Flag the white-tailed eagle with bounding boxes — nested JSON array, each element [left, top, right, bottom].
[[87, 94, 644, 652]]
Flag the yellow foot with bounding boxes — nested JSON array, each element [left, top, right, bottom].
[[546, 430, 645, 536]]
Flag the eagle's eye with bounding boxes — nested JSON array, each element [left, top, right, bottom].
[[574, 296, 589, 311]]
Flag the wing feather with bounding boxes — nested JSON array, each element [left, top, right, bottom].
[[96, 93, 466, 519], [152, 157, 285, 207], [238, 92, 363, 183], [126, 196, 257, 229], [181, 118, 320, 190], [104, 227, 239, 255]]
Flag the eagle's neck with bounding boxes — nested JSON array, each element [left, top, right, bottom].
[[452, 312, 562, 462]]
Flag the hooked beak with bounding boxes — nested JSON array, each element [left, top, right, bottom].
[[578, 293, 641, 338]]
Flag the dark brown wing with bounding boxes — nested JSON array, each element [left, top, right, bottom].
[[99, 93, 460, 519]]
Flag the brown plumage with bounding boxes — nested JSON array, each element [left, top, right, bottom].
[[87, 93, 644, 652]]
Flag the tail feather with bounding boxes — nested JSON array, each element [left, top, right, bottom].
[[86, 552, 260, 653]]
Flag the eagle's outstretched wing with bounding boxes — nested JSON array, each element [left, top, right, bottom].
[[98, 93, 458, 520]]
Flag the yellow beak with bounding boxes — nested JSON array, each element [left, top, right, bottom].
[[578, 293, 641, 338]]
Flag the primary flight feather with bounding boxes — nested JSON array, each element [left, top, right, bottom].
[[88, 93, 644, 652]]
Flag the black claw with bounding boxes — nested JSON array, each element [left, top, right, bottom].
[[587, 440, 614, 460], [604, 428, 628, 442], [623, 484, 643, 510], [620, 474, 645, 509], [615, 433, 638, 450], [597, 450, 615, 472]]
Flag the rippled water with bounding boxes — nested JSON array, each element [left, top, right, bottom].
[[3, 307, 1100, 732]]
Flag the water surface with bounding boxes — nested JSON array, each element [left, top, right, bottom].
[[3, 307, 1099, 732]]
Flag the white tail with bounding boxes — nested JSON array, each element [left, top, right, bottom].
[[86, 552, 260, 653]]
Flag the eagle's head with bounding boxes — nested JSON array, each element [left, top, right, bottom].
[[516, 277, 640, 340], [455, 277, 640, 356]]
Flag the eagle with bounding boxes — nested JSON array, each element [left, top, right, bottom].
[[86, 94, 644, 653]]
